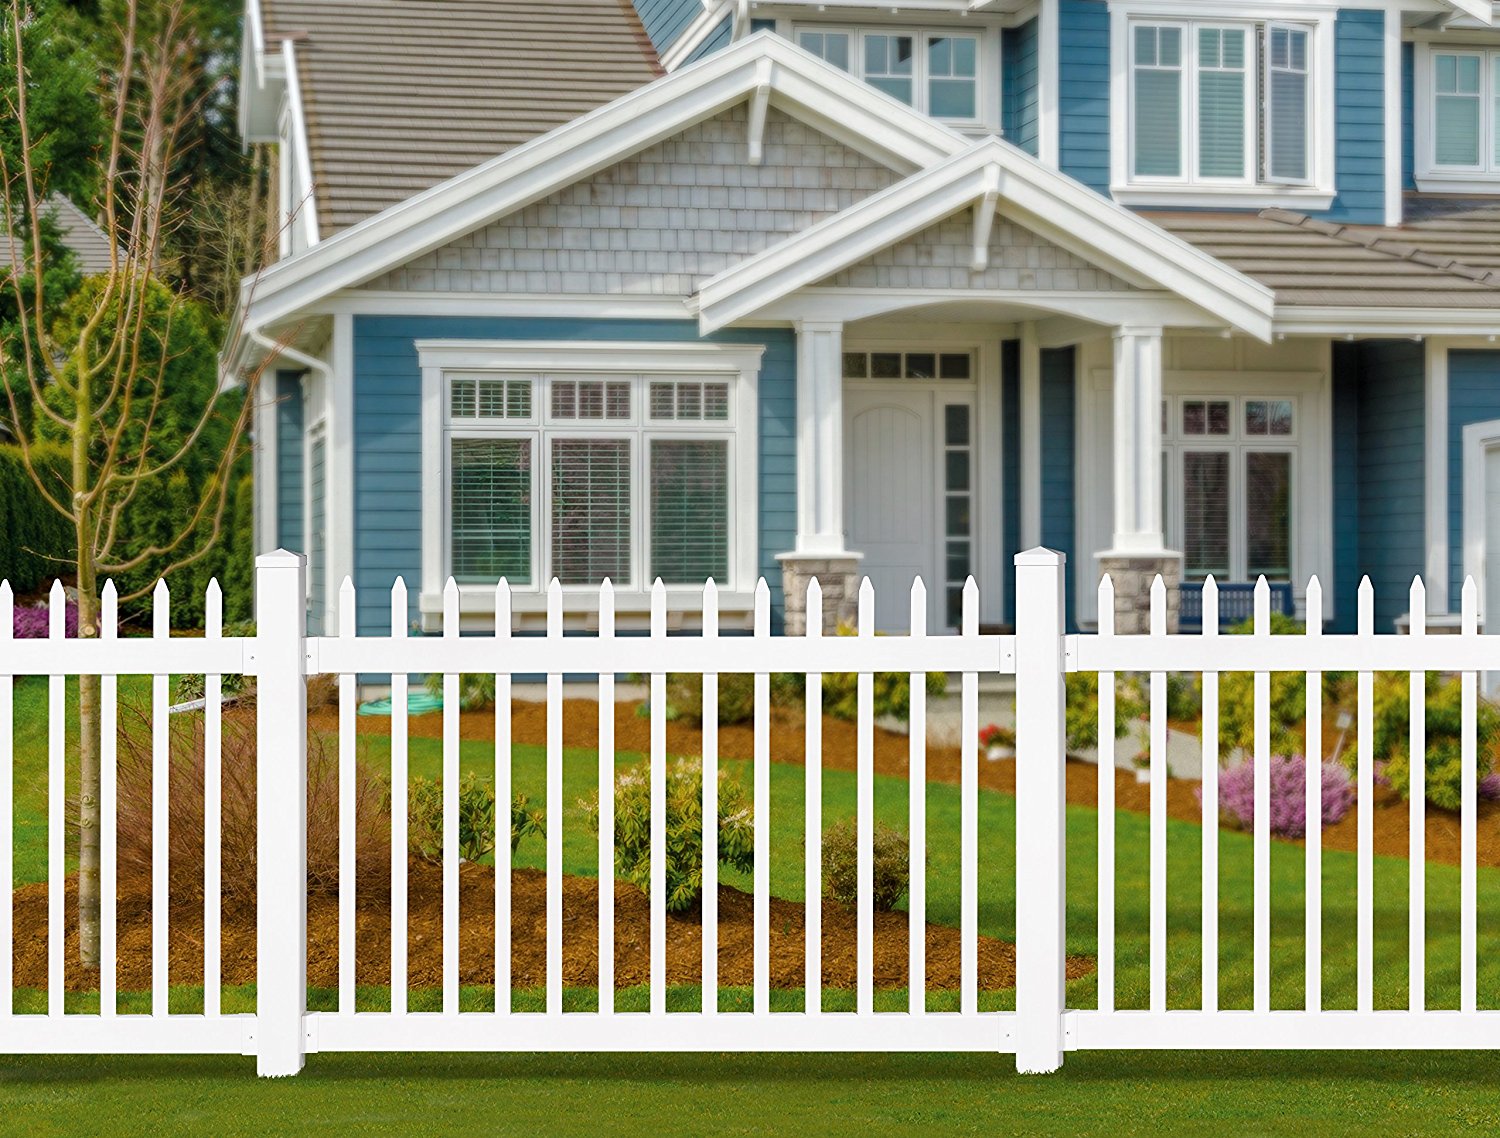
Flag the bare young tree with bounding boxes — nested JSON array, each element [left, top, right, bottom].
[[0, 0, 255, 964]]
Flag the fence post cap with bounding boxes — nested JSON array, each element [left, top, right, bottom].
[[255, 548, 307, 570], [1014, 547, 1066, 568]]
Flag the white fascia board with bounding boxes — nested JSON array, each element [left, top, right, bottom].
[[695, 137, 1275, 339], [1443, 0, 1495, 23], [1275, 307, 1500, 337], [660, 0, 734, 71], [241, 32, 965, 331]]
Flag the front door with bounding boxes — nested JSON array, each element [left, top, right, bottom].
[[845, 384, 975, 631]]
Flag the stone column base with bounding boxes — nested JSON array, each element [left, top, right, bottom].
[[1097, 553, 1183, 635], [777, 553, 863, 635]]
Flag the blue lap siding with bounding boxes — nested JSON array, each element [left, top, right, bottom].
[[275, 371, 304, 554], [1040, 347, 1078, 630], [631, 0, 699, 54], [1447, 351, 1500, 607], [352, 316, 795, 635], [1058, 0, 1110, 195], [1326, 9, 1386, 224], [1002, 17, 1040, 157]]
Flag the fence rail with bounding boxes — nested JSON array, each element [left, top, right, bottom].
[[3, 549, 1500, 1074]]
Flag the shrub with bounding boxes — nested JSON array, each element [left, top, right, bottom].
[[0, 442, 73, 594], [580, 756, 754, 912], [405, 772, 543, 862], [13, 600, 78, 639], [421, 671, 497, 711], [1198, 755, 1355, 838], [663, 672, 759, 725], [821, 624, 947, 722], [819, 817, 910, 910], [1369, 673, 1500, 811], [1064, 672, 1146, 753]]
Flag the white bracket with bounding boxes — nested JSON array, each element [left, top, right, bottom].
[[747, 59, 773, 165], [970, 164, 1002, 273]]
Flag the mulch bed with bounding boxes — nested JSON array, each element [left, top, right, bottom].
[[310, 699, 1500, 871], [12, 857, 1093, 993]]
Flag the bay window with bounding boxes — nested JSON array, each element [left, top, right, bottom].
[[1165, 396, 1296, 582], [796, 25, 984, 125], [1120, 14, 1324, 199], [419, 342, 762, 624], [1418, 46, 1500, 187]]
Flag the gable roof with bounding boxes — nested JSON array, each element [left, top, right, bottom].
[[246, 0, 663, 235]]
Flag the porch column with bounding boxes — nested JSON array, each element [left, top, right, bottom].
[[1098, 325, 1182, 633], [779, 320, 861, 634]]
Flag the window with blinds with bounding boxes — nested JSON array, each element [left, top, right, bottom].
[[1129, 19, 1316, 190], [550, 439, 631, 585], [450, 438, 532, 584], [450, 375, 532, 420], [1427, 48, 1500, 175], [1183, 451, 1230, 579], [650, 440, 729, 584]]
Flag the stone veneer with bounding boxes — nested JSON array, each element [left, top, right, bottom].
[[1097, 554, 1183, 635], [778, 555, 863, 636]]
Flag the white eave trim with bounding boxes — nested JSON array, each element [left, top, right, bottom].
[[660, 0, 734, 71], [1274, 306, 1500, 337], [694, 137, 1277, 340], [240, 32, 967, 330], [1443, 0, 1496, 24], [282, 40, 320, 249]]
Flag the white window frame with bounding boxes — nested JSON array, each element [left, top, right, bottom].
[[1108, 2, 1338, 209], [417, 341, 764, 627], [1414, 41, 1500, 192], [791, 22, 998, 131]]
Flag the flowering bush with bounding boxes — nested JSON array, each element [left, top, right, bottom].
[[979, 723, 1014, 751], [13, 601, 78, 639], [1197, 755, 1355, 839]]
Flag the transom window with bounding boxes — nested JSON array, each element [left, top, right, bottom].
[[444, 371, 737, 590], [797, 26, 982, 123], [1164, 395, 1297, 582], [1127, 18, 1315, 189], [1420, 47, 1500, 181], [842, 351, 973, 381]]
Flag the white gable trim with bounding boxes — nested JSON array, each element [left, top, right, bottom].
[[693, 138, 1277, 340], [239, 33, 967, 332]]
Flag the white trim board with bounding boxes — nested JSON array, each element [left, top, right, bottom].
[[1462, 417, 1500, 630]]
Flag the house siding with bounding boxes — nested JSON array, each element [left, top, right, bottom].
[[684, 15, 731, 63], [1447, 351, 1500, 608], [1058, 0, 1110, 195], [1040, 346, 1078, 631], [1354, 340, 1426, 631], [352, 316, 795, 634], [631, 0, 699, 54], [309, 434, 326, 636], [276, 371, 303, 554], [1402, 40, 1416, 192], [1331, 343, 1361, 633], [1326, 8, 1385, 224], [1001, 340, 1021, 626], [1002, 17, 1040, 158]]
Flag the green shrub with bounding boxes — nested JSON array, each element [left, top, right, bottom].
[[580, 756, 754, 912], [1064, 672, 1146, 753], [1367, 673, 1500, 812], [663, 672, 758, 725], [0, 442, 73, 593], [819, 817, 909, 910], [820, 622, 947, 722], [422, 671, 497, 711], [406, 773, 544, 862]]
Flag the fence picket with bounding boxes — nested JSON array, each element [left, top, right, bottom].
[[856, 578, 876, 1016], [599, 579, 616, 1015], [46, 581, 64, 1017], [1149, 575, 1167, 1015], [1357, 577, 1374, 1013], [699, 579, 716, 1016], [548, 579, 565, 1017], [100, 581, 117, 1020], [495, 580, 512, 1017], [961, 577, 979, 1018], [908, 578, 926, 1017], [1304, 578, 1323, 1013], [1, 583, 12, 1022], [1097, 575, 1115, 1015], [1461, 577, 1478, 1014], [442, 578, 460, 1017], [390, 578, 409, 1017], [753, 578, 771, 1017], [1409, 578, 1426, 1013], [1253, 577, 1270, 1014], [204, 580, 223, 1019], [650, 580, 668, 1017], [151, 580, 170, 1017], [338, 577, 357, 1015], [1201, 576, 1219, 1013], [805, 579, 823, 1014]]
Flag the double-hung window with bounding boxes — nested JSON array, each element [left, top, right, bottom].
[[1164, 396, 1296, 582], [420, 343, 762, 622], [1124, 16, 1318, 195], [796, 26, 984, 125], [1418, 46, 1500, 186]]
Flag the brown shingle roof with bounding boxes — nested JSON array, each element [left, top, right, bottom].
[[1144, 203, 1500, 309], [260, 0, 663, 235]]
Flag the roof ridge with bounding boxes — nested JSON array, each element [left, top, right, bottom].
[[1257, 207, 1500, 291]]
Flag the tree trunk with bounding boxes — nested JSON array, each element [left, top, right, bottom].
[[75, 577, 101, 967]]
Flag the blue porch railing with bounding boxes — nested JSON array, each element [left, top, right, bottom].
[[1178, 581, 1294, 631]]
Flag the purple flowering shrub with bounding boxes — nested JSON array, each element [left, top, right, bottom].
[[1196, 755, 1355, 839], [13, 601, 78, 639]]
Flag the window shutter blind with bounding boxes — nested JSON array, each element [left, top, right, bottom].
[[1133, 26, 1182, 177], [450, 438, 532, 584], [1433, 53, 1482, 167], [1197, 28, 1247, 179], [1245, 452, 1292, 579], [1183, 451, 1230, 579], [550, 439, 631, 585], [650, 440, 729, 585], [1266, 26, 1310, 183]]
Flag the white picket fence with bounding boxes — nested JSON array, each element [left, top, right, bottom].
[[1, 548, 1498, 1076]]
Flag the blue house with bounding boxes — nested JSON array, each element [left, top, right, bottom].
[[228, 0, 1500, 641]]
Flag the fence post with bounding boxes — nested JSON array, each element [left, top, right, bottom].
[[254, 550, 308, 1077], [1014, 547, 1067, 1074]]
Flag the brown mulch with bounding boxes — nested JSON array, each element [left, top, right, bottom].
[[11, 857, 1092, 993], [310, 700, 1500, 870]]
